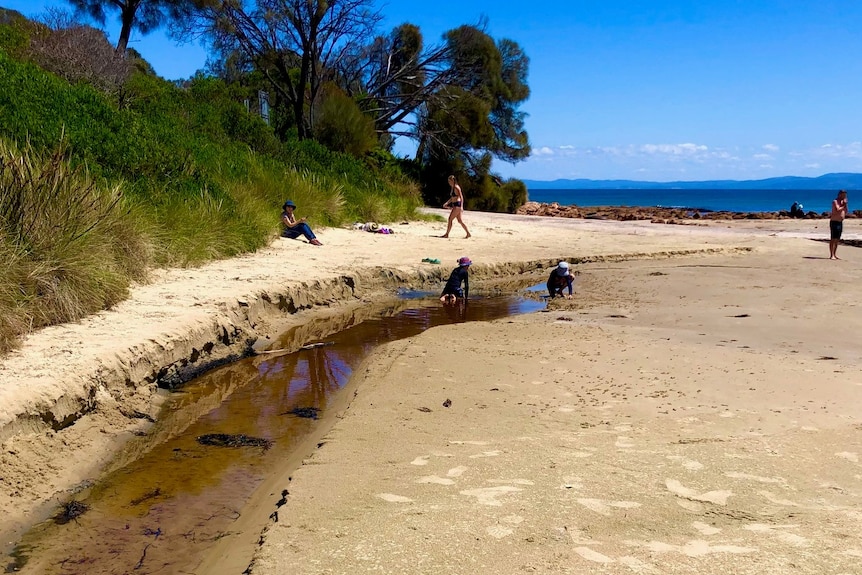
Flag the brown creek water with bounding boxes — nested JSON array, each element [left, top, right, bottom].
[[6, 293, 546, 574]]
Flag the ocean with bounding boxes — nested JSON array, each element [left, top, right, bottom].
[[526, 188, 839, 214]]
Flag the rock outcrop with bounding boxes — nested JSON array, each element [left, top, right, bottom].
[[516, 201, 859, 224]]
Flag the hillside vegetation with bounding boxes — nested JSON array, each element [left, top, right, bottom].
[[0, 10, 423, 353]]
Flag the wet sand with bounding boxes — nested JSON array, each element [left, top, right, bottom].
[[248, 227, 862, 574], [1, 210, 861, 573]]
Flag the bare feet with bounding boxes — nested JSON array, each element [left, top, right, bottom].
[[440, 235, 449, 238], [465, 233, 471, 239], [310, 239, 323, 246]]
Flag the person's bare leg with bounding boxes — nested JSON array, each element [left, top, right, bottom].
[[830, 238, 839, 259], [441, 211, 455, 238], [454, 209, 471, 238]]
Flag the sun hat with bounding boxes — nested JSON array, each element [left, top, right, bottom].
[[282, 200, 296, 209], [556, 261, 570, 275], [458, 256, 472, 266]]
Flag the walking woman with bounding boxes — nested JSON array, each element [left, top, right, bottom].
[[441, 175, 471, 239]]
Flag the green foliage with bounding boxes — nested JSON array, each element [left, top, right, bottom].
[[0, 15, 422, 351], [313, 84, 378, 157], [0, 9, 32, 56], [465, 175, 526, 213], [414, 24, 531, 212], [0, 139, 151, 353]]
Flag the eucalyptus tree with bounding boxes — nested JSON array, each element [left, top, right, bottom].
[[417, 25, 530, 176], [342, 22, 529, 166], [175, 0, 382, 139], [65, 0, 188, 52], [342, 23, 451, 137]]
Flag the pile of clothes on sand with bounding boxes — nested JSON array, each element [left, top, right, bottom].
[[353, 222, 395, 234]]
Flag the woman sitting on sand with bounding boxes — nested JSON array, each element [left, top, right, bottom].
[[441, 175, 471, 239], [281, 200, 322, 246]]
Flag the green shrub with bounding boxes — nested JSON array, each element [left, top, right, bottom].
[[0, 15, 425, 352], [313, 84, 378, 157], [0, 139, 151, 353]]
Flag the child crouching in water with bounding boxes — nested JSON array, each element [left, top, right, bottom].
[[440, 257, 471, 303]]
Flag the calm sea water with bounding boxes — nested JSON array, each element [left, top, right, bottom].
[[527, 188, 838, 214]]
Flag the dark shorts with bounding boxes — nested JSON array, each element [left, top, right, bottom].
[[451, 201, 462, 208], [830, 220, 843, 240]]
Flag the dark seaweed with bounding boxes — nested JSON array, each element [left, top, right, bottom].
[[282, 407, 320, 420], [55, 500, 90, 525], [196, 433, 273, 450]]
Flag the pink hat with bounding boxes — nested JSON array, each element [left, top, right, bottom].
[[458, 257, 472, 266]]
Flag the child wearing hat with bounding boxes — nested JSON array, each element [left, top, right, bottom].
[[440, 257, 471, 303], [547, 261, 574, 299], [281, 200, 322, 246]]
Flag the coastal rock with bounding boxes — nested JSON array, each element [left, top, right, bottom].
[[516, 202, 852, 222]]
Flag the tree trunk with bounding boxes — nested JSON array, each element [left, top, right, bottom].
[[116, 0, 139, 53]]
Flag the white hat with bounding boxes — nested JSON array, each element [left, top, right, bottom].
[[556, 261, 570, 275]]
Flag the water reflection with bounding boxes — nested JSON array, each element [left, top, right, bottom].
[[8, 295, 544, 574]]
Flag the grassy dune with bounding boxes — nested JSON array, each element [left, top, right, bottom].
[[0, 17, 424, 353]]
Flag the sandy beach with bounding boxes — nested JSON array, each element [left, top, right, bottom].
[[1, 210, 861, 574]]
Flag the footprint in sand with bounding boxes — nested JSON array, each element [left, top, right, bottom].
[[665, 479, 732, 505], [835, 451, 859, 463], [634, 539, 756, 557], [745, 524, 809, 547], [416, 465, 469, 485], [470, 450, 503, 458], [486, 525, 514, 539], [376, 493, 413, 503], [692, 522, 721, 536], [576, 498, 641, 516], [447, 465, 468, 477], [484, 512, 525, 540], [725, 471, 788, 486], [410, 452, 455, 466], [574, 548, 659, 573], [668, 455, 704, 471], [575, 547, 614, 564], [460, 485, 523, 506], [759, 490, 800, 507], [489, 478, 534, 486], [416, 475, 456, 485]]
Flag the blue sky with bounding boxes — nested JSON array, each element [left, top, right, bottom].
[[4, 0, 862, 182]]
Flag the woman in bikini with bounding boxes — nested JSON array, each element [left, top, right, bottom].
[[441, 175, 471, 239]]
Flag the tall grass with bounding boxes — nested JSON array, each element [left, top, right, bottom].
[[0, 18, 426, 352], [0, 140, 151, 353]]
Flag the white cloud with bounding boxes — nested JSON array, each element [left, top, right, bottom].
[[813, 142, 862, 158], [640, 143, 708, 156], [532, 146, 555, 157], [559, 145, 575, 150], [753, 153, 772, 160], [762, 144, 779, 152]]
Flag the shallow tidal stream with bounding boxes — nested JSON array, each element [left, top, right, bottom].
[[7, 292, 546, 574]]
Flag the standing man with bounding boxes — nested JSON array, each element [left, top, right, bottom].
[[829, 190, 849, 260]]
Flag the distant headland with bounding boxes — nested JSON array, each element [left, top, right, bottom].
[[523, 173, 862, 190]]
